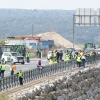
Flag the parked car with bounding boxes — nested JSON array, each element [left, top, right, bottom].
[[1, 52, 25, 64]]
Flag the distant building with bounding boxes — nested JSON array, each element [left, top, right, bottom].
[[5, 35, 54, 49], [5, 36, 40, 48], [5, 37, 24, 45], [33, 39, 54, 49], [41, 39, 54, 48]]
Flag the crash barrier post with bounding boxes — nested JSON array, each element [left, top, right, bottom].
[[0, 55, 100, 92]]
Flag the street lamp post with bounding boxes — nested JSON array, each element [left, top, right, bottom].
[[32, 24, 34, 37]]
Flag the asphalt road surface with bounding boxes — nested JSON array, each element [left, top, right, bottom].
[[1, 58, 49, 77]]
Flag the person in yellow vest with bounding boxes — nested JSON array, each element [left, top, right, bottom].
[[53, 58, 58, 64], [49, 57, 54, 64], [76, 54, 82, 67], [17, 70, 23, 86], [64, 54, 70, 62], [36, 49, 39, 58], [79, 50, 83, 57], [26, 52, 30, 63], [50, 51, 53, 59], [0, 63, 6, 78], [10, 64, 15, 76], [74, 53, 78, 60], [53, 50, 57, 58]]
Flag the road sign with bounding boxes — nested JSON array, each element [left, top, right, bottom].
[[96, 8, 100, 26], [76, 8, 94, 26]]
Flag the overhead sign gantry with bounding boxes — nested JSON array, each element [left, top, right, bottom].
[[73, 8, 100, 48]]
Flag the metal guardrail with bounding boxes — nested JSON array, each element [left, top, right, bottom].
[[0, 56, 100, 92]]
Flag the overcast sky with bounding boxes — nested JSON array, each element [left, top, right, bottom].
[[0, 0, 100, 10]]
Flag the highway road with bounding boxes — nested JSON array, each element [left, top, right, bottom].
[[1, 58, 49, 77]]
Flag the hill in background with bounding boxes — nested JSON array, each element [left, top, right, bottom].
[[0, 9, 100, 44]]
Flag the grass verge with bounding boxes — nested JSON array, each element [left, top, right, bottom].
[[0, 94, 9, 100]]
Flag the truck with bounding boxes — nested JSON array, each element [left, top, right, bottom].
[[0, 44, 26, 56], [84, 43, 96, 53], [84, 43, 96, 49]]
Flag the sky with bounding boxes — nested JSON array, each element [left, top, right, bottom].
[[0, 0, 100, 10]]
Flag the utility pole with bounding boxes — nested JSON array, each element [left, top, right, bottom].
[[32, 24, 34, 37]]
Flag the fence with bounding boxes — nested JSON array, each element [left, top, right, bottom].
[[0, 56, 100, 92]]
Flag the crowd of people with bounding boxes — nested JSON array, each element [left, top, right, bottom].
[[0, 63, 23, 85], [0, 48, 97, 86], [48, 49, 97, 67]]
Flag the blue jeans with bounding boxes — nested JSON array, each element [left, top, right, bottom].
[[27, 57, 30, 63], [11, 71, 14, 76], [1, 70, 5, 78], [82, 59, 85, 67], [77, 62, 81, 67]]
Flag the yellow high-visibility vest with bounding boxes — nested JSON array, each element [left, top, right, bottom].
[[53, 52, 57, 57], [18, 72, 23, 78], [53, 60, 58, 64], [80, 52, 83, 56], [64, 54, 70, 61], [1, 64, 6, 70], [77, 56, 82, 62], [49, 59, 53, 64], [10, 66, 13, 71], [26, 53, 30, 57]]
